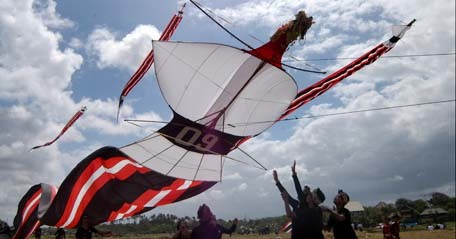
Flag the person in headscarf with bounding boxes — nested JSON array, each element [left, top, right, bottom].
[[324, 190, 358, 239], [190, 204, 237, 239]]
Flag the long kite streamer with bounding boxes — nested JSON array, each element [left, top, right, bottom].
[[31, 106, 87, 150], [279, 20, 416, 120], [117, 5, 186, 120]]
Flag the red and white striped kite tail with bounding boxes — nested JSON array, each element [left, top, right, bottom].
[[117, 5, 186, 120], [279, 221, 292, 234], [12, 183, 58, 239], [31, 106, 87, 150], [278, 19, 415, 120]]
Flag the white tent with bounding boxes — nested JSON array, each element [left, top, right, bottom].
[[345, 201, 364, 212]]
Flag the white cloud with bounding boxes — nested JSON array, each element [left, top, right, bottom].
[[224, 172, 243, 180], [209, 190, 225, 200], [87, 24, 160, 71], [69, 38, 83, 49], [32, 0, 74, 29], [0, 0, 163, 223], [388, 175, 404, 182], [238, 183, 248, 191]]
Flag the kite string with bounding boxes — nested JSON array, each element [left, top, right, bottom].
[[225, 99, 456, 127], [189, 0, 326, 74], [283, 52, 456, 62], [125, 99, 455, 128]]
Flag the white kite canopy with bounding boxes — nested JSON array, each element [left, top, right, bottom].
[[153, 41, 297, 136], [121, 41, 297, 181]]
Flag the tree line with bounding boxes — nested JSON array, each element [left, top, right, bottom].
[[92, 192, 454, 235]]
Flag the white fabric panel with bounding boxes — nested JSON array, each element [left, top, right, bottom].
[[223, 65, 297, 135], [153, 41, 297, 136], [121, 134, 222, 181]]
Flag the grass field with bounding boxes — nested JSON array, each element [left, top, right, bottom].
[[39, 223, 456, 239], [72, 229, 455, 239]]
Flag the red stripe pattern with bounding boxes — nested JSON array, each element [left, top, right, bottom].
[[279, 221, 292, 234], [31, 106, 87, 150], [13, 184, 57, 239], [54, 156, 149, 228], [13, 188, 42, 239], [279, 42, 392, 120], [39, 147, 216, 228]]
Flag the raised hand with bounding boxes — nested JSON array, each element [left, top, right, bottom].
[[291, 160, 296, 175], [273, 170, 279, 183]]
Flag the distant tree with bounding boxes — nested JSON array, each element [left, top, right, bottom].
[[411, 199, 428, 213], [429, 192, 451, 208], [395, 198, 413, 210]]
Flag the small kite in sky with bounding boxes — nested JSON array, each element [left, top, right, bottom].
[[31, 106, 87, 150]]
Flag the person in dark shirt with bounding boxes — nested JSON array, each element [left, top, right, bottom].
[[190, 204, 237, 239], [75, 216, 111, 239], [324, 190, 357, 239], [390, 214, 401, 239], [275, 161, 326, 239]]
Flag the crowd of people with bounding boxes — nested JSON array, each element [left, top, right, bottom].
[[381, 214, 401, 239], [25, 206, 237, 239], [274, 160, 360, 239]]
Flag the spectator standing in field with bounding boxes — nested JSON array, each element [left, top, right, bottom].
[[190, 204, 237, 239], [324, 190, 358, 239], [390, 214, 401, 239], [75, 215, 111, 239], [382, 216, 392, 239]]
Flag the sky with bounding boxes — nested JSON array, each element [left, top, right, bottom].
[[0, 0, 455, 224]]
